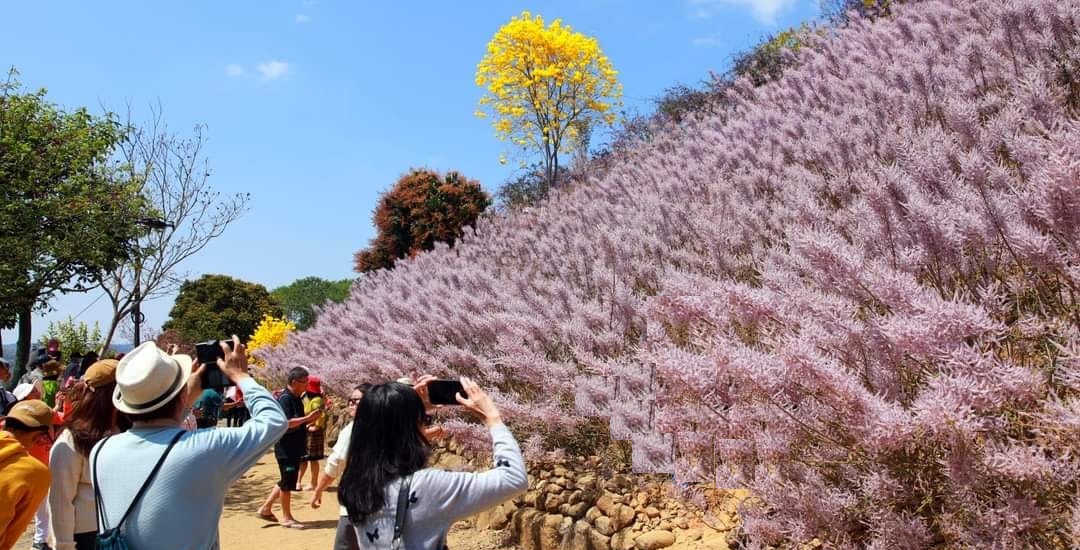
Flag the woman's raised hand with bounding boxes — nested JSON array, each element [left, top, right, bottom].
[[456, 376, 502, 428]]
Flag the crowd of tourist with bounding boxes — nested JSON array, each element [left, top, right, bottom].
[[0, 336, 527, 550]]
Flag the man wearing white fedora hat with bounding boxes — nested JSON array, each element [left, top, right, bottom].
[[90, 336, 287, 550]]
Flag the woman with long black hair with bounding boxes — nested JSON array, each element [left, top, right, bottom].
[[338, 376, 527, 550]]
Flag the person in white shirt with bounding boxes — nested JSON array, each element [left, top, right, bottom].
[[311, 384, 369, 550], [48, 359, 124, 550]]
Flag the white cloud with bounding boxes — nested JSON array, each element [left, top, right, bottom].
[[295, 14, 312, 23], [689, 0, 796, 25], [256, 60, 291, 80], [224, 63, 247, 77]]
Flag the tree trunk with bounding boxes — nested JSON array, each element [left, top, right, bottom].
[[8, 304, 32, 390], [99, 312, 122, 356]]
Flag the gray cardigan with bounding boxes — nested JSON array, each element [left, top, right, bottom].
[[352, 423, 528, 550]]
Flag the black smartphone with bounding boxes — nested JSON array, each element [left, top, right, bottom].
[[194, 340, 235, 389], [427, 380, 467, 405]]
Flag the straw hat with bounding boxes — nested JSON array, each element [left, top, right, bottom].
[[112, 342, 193, 415]]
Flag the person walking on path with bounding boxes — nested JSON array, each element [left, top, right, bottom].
[[297, 375, 327, 491], [192, 387, 224, 429], [90, 337, 287, 550], [48, 359, 124, 550], [311, 383, 369, 550], [0, 400, 54, 550], [339, 377, 528, 550], [257, 367, 323, 528]]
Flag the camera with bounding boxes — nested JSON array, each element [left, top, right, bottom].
[[427, 380, 468, 405], [194, 339, 236, 390]]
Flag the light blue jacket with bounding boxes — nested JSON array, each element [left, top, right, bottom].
[[90, 377, 287, 550]]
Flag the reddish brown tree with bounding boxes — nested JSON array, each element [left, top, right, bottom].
[[354, 169, 490, 273]]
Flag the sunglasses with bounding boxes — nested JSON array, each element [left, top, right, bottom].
[[347, 398, 361, 406]]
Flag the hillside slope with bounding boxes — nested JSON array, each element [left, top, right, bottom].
[[271, 1, 1080, 546]]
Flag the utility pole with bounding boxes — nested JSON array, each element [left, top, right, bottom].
[[131, 217, 173, 346]]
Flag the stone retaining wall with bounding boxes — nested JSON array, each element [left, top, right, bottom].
[[456, 452, 747, 550]]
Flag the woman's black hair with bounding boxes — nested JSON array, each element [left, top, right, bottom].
[[338, 382, 431, 523]]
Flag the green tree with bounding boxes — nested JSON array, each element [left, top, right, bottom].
[[162, 274, 282, 342], [271, 277, 352, 330], [0, 69, 147, 386], [496, 163, 551, 211], [39, 317, 104, 363], [354, 169, 491, 273], [731, 25, 811, 87]]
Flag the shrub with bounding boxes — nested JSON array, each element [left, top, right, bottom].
[[273, 1, 1080, 546]]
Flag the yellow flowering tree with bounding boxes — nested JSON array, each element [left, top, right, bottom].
[[476, 11, 622, 186], [246, 314, 295, 368]]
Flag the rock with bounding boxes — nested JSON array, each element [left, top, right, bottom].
[[681, 528, 703, 542], [594, 515, 617, 536], [612, 527, 637, 550], [578, 473, 599, 489], [612, 504, 636, 530], [539, 514, 565, 550], [658, 520, 673, 531], [676, 518, 689, 530], [476, 501, 515, 530], [634, 530, 676, 550], [554, 465, 570, 477], [572, 520, 592, 550], [586, 506, 603, 523], [545, 492, 566, 511], [524, 491, 538, 507], [551, 477, 568, 489], [565, 502, 590, 519], [597, 493, 620, 517], [589, 527, 613, 550], [516, 509, 544, 550], [568, 490, 585, 505], [644, 507, 660, 519]]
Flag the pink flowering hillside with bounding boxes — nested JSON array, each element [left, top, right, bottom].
[[270, 0, 1080, 546]]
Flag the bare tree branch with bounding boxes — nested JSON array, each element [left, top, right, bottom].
[[95, 104, 249, 351]]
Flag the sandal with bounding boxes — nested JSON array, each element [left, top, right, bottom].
[[257, 511, 278, 522], [280, 520, 306, 529]]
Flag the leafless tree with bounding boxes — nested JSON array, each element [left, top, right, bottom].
[[96, 105, 249, 352]]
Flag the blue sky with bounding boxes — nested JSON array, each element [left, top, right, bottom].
[[2, 0, 820, 344]]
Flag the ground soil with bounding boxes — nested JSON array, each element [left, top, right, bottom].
[[19, 451, 518, 550]]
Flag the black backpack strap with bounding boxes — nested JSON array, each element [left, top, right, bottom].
[[92, 434, 114, 533], [392, 474, 414, 544], [94, 429, 186, 533]]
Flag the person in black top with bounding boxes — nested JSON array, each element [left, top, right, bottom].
[[257, 367, 323, 528]]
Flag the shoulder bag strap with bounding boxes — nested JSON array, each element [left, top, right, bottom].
[[97, 429, 186, 532], [93, 434, 115, 532], [392, 474, 414, 545]]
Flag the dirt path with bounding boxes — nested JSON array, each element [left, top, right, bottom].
[[20, 451, 517, 550]]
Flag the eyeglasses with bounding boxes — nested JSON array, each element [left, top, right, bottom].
[[347, 398, 361, 406]]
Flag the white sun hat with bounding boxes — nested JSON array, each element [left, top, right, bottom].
[[112, 341, 193, 415]]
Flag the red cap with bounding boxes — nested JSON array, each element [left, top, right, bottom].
[[306, 375, 322, 395]]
